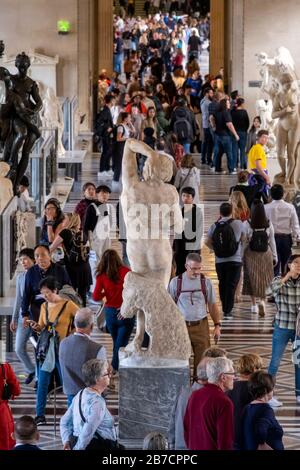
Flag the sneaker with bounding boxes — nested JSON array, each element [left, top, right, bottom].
[[34, 381, 38, 391], [97, 171, 109, 179], [251, 305, 258, 314], [268, 397, 282, 407], [34, 415, 47, 426], [296, 396, 300, 405], [223, 313, 233, 319], [258, 301, 266, 317], [25, 372, 35, 385], [88, 297, 101, 306], [107, 170, 114, 177]]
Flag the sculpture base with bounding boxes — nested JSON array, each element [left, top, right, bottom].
[[118, 353, 190, 441]]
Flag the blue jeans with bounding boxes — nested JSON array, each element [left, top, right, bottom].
[[268, 324, 300, 396], [214, 134, 233, 172], [183, 143, 191, 154], [15, 317, 35, 375], [104, 307, 135, 371], [36, 359, 62, 417], [232, 131, 247, 169], [113, 54, 123, 74], [67, 394, 75, 408]]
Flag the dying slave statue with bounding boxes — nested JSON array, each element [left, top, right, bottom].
[[0, 52, 42, 192]]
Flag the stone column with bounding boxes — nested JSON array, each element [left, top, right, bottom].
[[97, 0, 113, 74], [210, 0, 225, 76], [230, 0, 244, 96], [78, 0, 92, 131]]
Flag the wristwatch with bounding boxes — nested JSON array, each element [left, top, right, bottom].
[[214, 322, 222, 328]]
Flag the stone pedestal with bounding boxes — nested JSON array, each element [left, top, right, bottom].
[[118, 354, 190, 440]]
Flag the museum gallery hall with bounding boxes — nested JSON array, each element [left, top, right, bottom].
[[0, 0, 300, 456]]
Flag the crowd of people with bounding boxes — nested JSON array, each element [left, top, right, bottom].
[[1, 9, 300, 453]]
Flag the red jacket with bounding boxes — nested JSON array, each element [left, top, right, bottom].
[[184, 383, 234, 450], [0, 363, 21, 450], [93, 266, 130, 308]]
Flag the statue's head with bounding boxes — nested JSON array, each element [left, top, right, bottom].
[[256, 52, 268, 66], [0, 161, 10, 177], [143, 154, 173, 183], [280, 72, 296, 92], [15, 52, 31, 76]]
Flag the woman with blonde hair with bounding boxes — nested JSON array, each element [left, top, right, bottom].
[[229, 191, 250, 222], [227, 353, 263, 450], [174, 154, 200, 205], [50, 213, 92, 306]]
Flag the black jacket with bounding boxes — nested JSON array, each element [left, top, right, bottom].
[[12, 444, 42, 451], [94, 106, 113, 139]]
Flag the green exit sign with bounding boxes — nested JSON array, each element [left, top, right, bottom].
[[57, 20, 71, 34]]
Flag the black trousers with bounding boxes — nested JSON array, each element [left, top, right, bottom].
[[100, 137, 112, 172], [274, 234, 293, 277], [113, 142, 125, 182], [216, 262, 242, 315]]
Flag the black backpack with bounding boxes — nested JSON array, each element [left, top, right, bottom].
[[212, 219, 239, 258], [113, 124, 125, 141], [249, 228, 269, 252], [174, 117, 193, 142]]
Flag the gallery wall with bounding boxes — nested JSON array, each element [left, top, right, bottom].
[[243, 0, 300, 117], [0, 0, 78, 98]]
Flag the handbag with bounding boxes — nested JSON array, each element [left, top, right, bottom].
[[1, 364, 12, 400], [36, 302, 68, 362], [69, 389, 124, 450], [96, 303, 109, 333]]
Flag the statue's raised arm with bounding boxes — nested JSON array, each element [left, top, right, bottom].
[[122, 138, 160, 189]]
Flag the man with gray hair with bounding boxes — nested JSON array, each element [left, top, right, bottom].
[[59, 308, 106, 407], [168, 347, 227, 450], [168, 253, 221, 378], [184, 357, 235, 450]]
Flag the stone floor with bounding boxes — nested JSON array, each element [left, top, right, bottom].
[[4, 150, 300, 450]]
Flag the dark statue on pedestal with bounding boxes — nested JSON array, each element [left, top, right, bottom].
[[0, 52, 42, 192]]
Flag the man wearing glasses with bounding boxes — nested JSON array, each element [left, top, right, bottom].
[[184, 357, 235, 450], [168, 253, 221, 378]]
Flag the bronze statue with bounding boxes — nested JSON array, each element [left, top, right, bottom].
[[0, 52, 42, 192]]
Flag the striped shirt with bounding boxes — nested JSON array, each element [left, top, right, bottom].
[[271, 276, 300, 330]]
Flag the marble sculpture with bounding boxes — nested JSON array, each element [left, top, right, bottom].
[[0, 161, 13, 213], [40, 84, 65, 156], [121, 139, 190, 360], [121, 272, 191, 360], [255, 99, 278, 157], [257, 47, 300, 190]]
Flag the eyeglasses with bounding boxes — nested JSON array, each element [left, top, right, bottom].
[[45, 206, 56, 211], [101, 372, 111, 378], [186, 265, 201, 272], [223, 372, 237, 377]]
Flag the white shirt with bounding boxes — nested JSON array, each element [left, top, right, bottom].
[[264, 200, 300, 239]]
